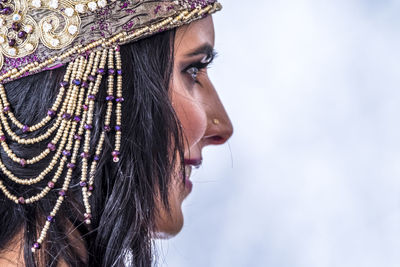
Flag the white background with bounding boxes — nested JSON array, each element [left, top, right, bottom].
[[156, 0, 400, 266]]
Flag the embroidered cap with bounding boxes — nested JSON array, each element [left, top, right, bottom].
[[0, 0, 222, 83]]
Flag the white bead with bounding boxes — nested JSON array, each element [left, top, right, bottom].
[[42, 21, 52, 32], [8, 48, 17, 56], [97, 0, 107, 8], [0, 35, 5, 44], [64, 7, 74, 17], [50, 38, 60, 46], [0, 18, 4, 26], [12, 14, 21, 22], [75, 3, 86, 13], [68, 25, 78, 35], [31, 0, 41, 8], [49, 0, 58, 9], [25, 43, 34, 51], [24, 24, 33, 33], [87, 1, 97, 11]]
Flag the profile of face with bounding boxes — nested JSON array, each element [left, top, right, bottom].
[[155, 16, 233, 237]]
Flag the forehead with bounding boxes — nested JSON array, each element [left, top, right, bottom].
[[174, 16, 215, 54]]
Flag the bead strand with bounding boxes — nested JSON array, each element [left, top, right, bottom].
[[83, 51, 103, 198], [0, 62, 74, 132], [0, 81, 75, 165], [80, 49, 108, 222], [32, 55, 89, 251], [0, 59, 82, 184], [113, 46, 123, 163], [73, 52, 97, 222]]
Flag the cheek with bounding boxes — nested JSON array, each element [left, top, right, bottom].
[[172, 90, 207, 150]]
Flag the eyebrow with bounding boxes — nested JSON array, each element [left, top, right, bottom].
[[184, 44, 215, 57]]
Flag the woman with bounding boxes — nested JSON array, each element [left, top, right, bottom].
[[0, 0, 232, 266]]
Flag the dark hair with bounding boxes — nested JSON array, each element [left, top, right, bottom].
[[0, 29, 184, 266]]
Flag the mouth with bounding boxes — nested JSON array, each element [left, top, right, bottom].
[[182, 158, 202, 193]]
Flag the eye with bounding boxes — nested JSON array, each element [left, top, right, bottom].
[[186, 66, 200, 81], [182, 50, 218, 83]]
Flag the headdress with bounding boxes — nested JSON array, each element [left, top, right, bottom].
[[0, 0, 222, 252]]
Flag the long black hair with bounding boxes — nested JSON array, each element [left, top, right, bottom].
[[0, 29, 184, 266]]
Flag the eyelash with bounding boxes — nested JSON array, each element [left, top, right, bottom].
[[184, 52, 217, 83], [185, 62, 210, 82]]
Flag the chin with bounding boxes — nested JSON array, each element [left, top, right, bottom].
[[154, 204, 185, 239]]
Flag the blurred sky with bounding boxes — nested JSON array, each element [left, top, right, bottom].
[[156, 0, 400, 266]]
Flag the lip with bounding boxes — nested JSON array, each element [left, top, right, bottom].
[[182, 158, 201, 194], [184, 177, 193, 193], [184, 158, 202, 168]]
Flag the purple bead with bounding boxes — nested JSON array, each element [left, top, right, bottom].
[[47, 216, 54, 222], [47, 109, 56, 117], [104, 125, 111, 132], [0, 135, 5, 142], [22, 125, 29, 133], [62, 113, 71, 120], [73, 116, 81, 122], [1, 6, 12, 15], [84, 213, 92, 219], [62, 150, 71, 156], [93, 155, 100, 161], [82, 104, 88, 111], [67, 162, 75, 169], [79, 181, 87, 187], [88, 185, 94, 191], [18, 197, 25, 204], [8, 38, 16, 47], [115, 45, 120, 51], [47, 142, 56, 151], [115, 125, 121, 131], [97, 68, 105, 75], [33, 242, 41, 249], [88, 95, 95, 100], [88, 75, 96, 82], [59, 190, 66, 196], [111, 150, 120, 157], [11, 22, 20, 31], [60, 81, 69, 88], [84, 124, 92, 130], [82, 81, 89, 88], [17, 30, 27, 39], [108, 69, 115, 75], [72, 79, 81, 86], [73, 134, 82, 140], [106, 95, 114, 101], [117, 69, 122, 75], [116, 97, 124, 102], [3, 106, 10, 113], [20, 159, 26, 167], [80, 152, 89, 158], [47, 181, 55, 188]]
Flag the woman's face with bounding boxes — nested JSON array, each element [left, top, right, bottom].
[[155, 16, 233, 237]]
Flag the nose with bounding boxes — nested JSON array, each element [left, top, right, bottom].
[[202, 85, 233, 146]]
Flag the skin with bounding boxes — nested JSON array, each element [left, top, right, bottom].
[[0, 15, 233, 266], [155, 16, 233, 237]]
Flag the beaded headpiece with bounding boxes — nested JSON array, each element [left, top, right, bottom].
[[0, 0, 221, 252]]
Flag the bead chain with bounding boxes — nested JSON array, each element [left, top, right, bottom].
[[113, 46, 123, 162], [0, 62, 74, 132], [32, 55, 90, 251], [79, 49, 108, 223]]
